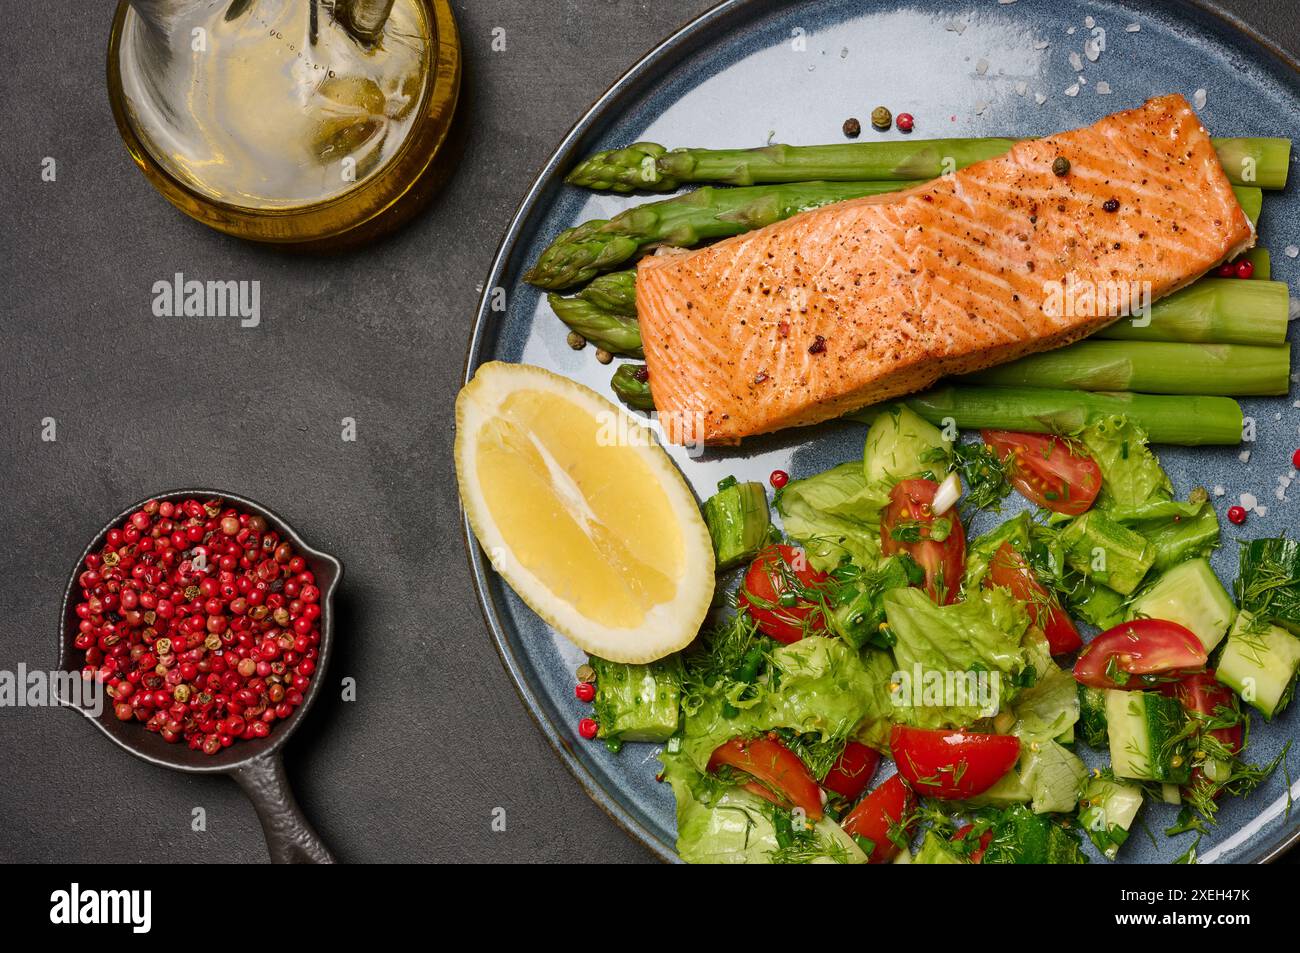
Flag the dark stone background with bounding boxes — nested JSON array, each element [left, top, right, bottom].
[[0, 0, 1294, 864]]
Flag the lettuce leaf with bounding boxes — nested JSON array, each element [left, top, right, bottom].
[[666, 764, 781, 864], [776, 462, 890, 571], [883, 587, 1030, 729], [1019, 739, 1088, 814], [663, 752, 866, 864], [679, 636, 895, 771], [1078, 415, 1172, 510], [1012, 662, 1081, 747]]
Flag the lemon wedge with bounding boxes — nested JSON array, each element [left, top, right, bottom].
[[455, 362, 714, 663]]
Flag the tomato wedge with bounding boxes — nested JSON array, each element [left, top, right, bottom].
[[952, 823, 994, 863], [880, 479, 966, 605], [822, 741, 882, 801], [708, 736, 824, 820], [987, 542, 1082, 655], [982, 430, 1101, 516], [1176, 671, 1242, 758], [890, 726, 1021, 800], [738, 545, 828, 644], [1072, 619, 1208, 690], [841, 774, 914, 863]]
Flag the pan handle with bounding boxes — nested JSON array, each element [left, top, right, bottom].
[[232, 752, 336, 864]]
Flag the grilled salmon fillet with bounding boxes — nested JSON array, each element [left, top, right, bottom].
[[637, 94, 1254, 445]]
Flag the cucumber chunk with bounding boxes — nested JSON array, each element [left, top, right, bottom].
[[1058, 511, 1155, 596], [1079, 776, 1144, 861], [1078, 683, 1109, 748], [590, 655, 683, 743], [1216, 610, 1300, 719], [1104, 689, 1191, 784], [1128, 557, 1236, 652], [702, 479, 771, 570]]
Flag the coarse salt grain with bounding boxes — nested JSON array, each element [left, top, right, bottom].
[[1214, 486, 1226, 497], [977, 58, 990, 75], [1193, 88, 1207, 109], [1069, 51, 1084, 71], [1096, 81, 1112, 95], [1065, 84, 1080, 97], [1015, 81, 1028, 96], [1126, 23, 1141, 33], [1240, 450, 1252, 463], [1241, 492, 1259, 510], [1035, 92, 1048, 105], [1285, 245, 1299, 258]]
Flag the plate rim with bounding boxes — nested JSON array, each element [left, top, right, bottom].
[[460, 0, 1300, 865]]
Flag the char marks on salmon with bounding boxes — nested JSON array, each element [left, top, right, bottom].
[[636, 94, 1255, 445]]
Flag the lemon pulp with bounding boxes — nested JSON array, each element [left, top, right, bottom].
[[475, 390, 683, 628]]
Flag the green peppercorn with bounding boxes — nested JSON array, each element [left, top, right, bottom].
[[871, 106, 892, 130], [566, 331, 586, 350], [1052, 156, 1070, 176]]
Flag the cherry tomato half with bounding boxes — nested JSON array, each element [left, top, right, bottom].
[[880, 479, 966, 605], [952, 823, 994, 863], [1175, 671, 1242, 757], [982, 430, 1102, 516], [890, 725, 1021, 800], [1073, 618, 1208, 690], [708, 736, 824, 820], [822, 741, 882, 801], [841, 774, 915, 863], [737, 545, 828, 644], [987, 542, 1082, 655]]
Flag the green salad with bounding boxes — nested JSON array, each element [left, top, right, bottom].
[[584, 406, 1298, 864]]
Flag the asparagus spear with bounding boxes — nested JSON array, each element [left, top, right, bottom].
[[524, 179, 919, 289], [566, 139, 1018, 192], [1094, 278, 1289, 345], [1234, 186, 1263, 226], [577, 270, 637, 316], [567, 137, 1290, 193], [845, 387, 1243, 446], [1213, 136, 1292, 190], [611, 364, 654, 411], [547, 293, 643, 356], [962, 341, 1291, 396]]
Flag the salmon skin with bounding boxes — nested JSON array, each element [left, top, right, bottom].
[[636, 94, 1255, 445]]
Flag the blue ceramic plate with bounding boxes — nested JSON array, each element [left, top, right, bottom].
[[465, 0, 1300, 863]]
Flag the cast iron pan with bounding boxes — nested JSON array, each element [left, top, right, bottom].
[[57, 489, 340, 864]]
